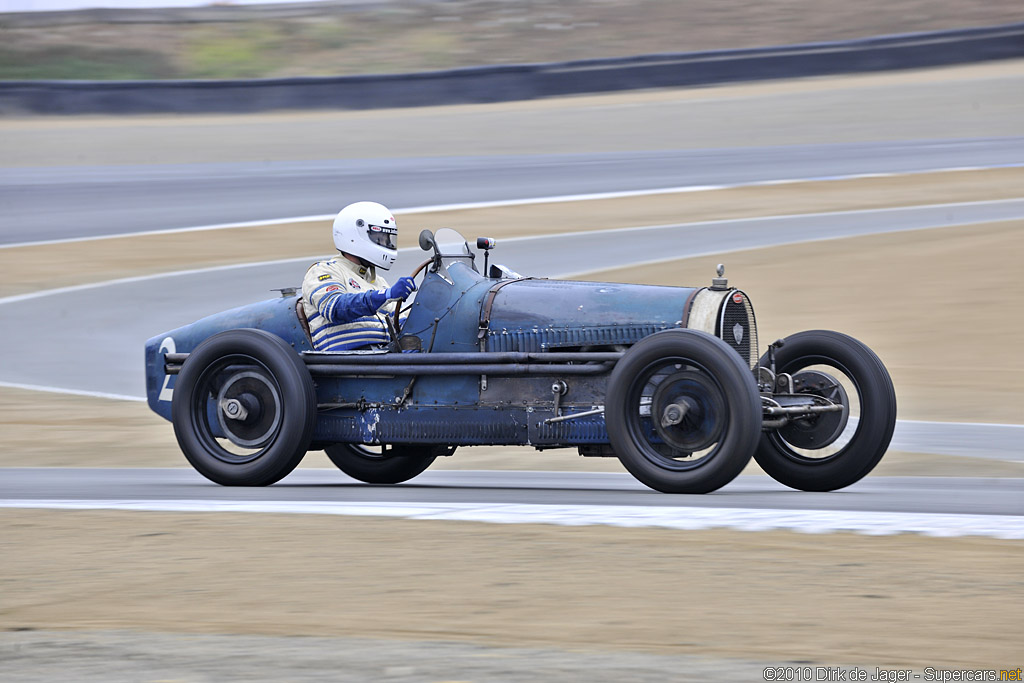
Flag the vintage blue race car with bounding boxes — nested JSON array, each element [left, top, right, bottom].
[[145, 228, 896, 493]]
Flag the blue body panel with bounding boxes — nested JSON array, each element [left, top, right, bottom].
[[144, 295, 312, 421], [145, 261, 702, 447], [483, 278, 692, 352]]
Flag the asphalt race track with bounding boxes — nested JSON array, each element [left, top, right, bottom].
[[3, 138, 1024, 244], [3, 469, 1023, 517]]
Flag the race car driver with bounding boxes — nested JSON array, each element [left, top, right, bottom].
[[301, 201, 417, 351]]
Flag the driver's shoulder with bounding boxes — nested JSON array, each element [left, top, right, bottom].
[[306, 257, 341, 270], [305, 258, 352, 278], [302, 259, 348, 293]]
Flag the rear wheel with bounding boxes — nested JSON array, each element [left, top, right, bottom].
[[171, 329, 316, 486], [755, 330, 896, 491], [605, 329, 761, 493], [324, 443, 445, 484]]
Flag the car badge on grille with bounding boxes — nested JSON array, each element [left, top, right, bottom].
[[733, 323, 744, 345]]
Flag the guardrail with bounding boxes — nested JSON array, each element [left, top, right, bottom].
[[1, 22, 1022, 115]]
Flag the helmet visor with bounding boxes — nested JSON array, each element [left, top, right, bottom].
[[367, 224, 397, 250]]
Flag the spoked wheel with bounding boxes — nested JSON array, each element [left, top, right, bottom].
[[755, 330, 896, 491], [324, 443, 449, 484], [171, 329, 317, 486], [605, 329, 762, 493]]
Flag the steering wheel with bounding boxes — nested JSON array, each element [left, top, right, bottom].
[[391, 257, 434, 334]]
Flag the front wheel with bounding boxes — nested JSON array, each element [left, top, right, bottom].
[[324, 443, 445, 484], [755, 330, 896, 491], [605, 329, 762, 493]]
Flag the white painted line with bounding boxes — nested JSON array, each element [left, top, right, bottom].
[[3, 163, 1022, 250], [2, 499, 1022, 539], [393, 184, 727, 213], [537, 199, 1024, 279], [0, 253, 331, 306], [0, 381, 145, 403], [0, 215, 334, 250], [897, 419, 1024, 430]]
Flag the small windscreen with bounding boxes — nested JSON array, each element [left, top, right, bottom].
[[433, 228, 478, 273]]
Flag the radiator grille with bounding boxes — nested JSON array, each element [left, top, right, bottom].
[[717, 290, 758, 369]]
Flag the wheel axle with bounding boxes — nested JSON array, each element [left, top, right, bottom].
[[221, 397, 249, 421], [660, 400, 693, 427]]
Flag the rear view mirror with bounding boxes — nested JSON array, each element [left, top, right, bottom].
[[418, 229, 436, 253]]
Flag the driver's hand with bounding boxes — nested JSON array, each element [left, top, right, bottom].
[[387, 276, 417, 300]]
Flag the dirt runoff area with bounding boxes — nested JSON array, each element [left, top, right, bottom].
[[2, 509, 1023, 671]]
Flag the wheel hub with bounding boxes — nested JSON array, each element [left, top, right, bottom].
[[215, 370, 282, 448], [660, 398, 695, 427], [651, 370, 726, 452], [221, 397, 249, 421]]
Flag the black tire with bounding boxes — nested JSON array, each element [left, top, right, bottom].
[[171, 329, 317, 486], [755, 330, 896, 491], [605, 329, 762, 493], [324, 444, 441, 484]]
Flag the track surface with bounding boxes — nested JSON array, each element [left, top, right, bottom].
[[2, 138, 1024, 244], [3, 469, 1023, 517]]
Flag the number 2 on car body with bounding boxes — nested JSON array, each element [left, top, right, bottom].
[[158, 336, 176, 401]]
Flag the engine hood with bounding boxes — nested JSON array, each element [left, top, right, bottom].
[[481, 278, 699, 352]]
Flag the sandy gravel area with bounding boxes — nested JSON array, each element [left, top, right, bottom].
[[0, 629, 815, 683], [2, 509, 1022, 669]]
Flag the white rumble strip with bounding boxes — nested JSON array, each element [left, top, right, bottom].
[[2, 499, 1022, 539]]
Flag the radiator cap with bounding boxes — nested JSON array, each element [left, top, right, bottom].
[[710, 264, 729, 290]]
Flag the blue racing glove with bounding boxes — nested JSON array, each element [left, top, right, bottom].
[[386, 276, 417, 300]]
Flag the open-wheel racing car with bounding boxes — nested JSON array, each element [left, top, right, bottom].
[[145, 228, 896, 494]]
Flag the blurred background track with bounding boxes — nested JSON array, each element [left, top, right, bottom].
[[4, 0, 1023, 79], [3, 60, 1023, 241]]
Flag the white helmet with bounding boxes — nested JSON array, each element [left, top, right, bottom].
[[332, 201, 398, 270]]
